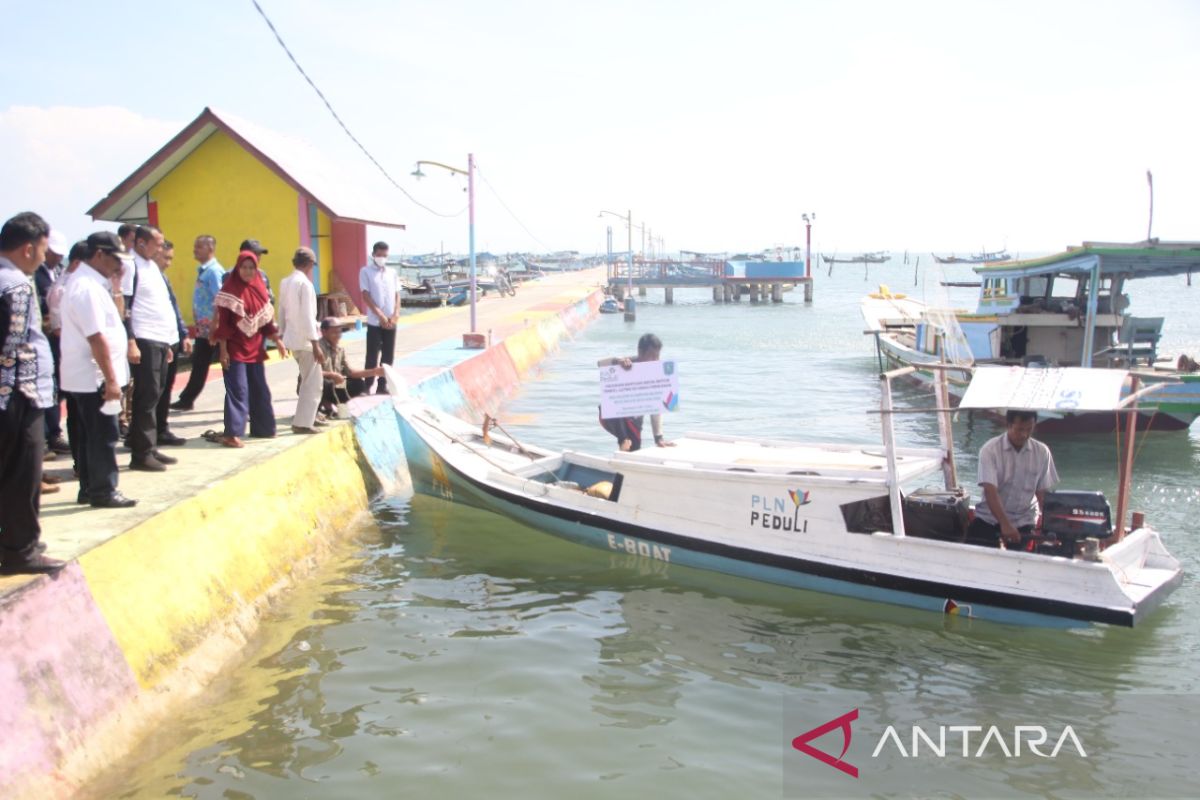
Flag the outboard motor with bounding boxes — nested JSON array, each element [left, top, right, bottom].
[[1036, 490, 1113, 557]]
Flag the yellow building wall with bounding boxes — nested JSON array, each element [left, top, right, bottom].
[[315, 207, 334, 295], [148, 129, 306, 325]]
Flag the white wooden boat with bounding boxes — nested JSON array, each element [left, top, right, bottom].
[[388, 366, 1181, 628]]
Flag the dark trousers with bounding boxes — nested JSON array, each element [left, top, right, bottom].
[[44, 332, 62, 441], [175, 336, 217, 405], [65, 391, 84, 473], [157, 343, 179, 434], [70, 390, 120, 502], [599, 408, 644, 451], [965, 517, 1033, 548], [320, 377, 367, 411], [364, 325, 396, 393], [223, 361, 275, 439], [0, 392, 45, 561], [129, 338, 169, 460]]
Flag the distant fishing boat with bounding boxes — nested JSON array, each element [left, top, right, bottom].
[[933, 248, 1011, 264], [821, 251, 890, 265]]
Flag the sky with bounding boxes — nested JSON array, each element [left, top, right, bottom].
[[2, 0, 1198, 257]]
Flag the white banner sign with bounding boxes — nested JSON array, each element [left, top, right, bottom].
[[959, 366, 1128, 412], [599, 360, 680, 419]]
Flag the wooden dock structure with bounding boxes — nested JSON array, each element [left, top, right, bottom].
[[605, 259, 814, 304]]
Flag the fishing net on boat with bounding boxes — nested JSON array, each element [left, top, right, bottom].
[[922, 266, 975, 368]]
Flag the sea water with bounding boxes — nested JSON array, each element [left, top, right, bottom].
[[91, 260, 1200, 799]]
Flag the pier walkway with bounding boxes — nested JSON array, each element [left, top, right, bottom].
[[2, 266, 605, 598], [605, 259, 814, 303]]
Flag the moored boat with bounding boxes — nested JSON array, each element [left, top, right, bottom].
[[862, 241, 1200, 433], [387, 365, 1181, 628], [822, 251, 890, 264], [934, 248, 1011, 264]]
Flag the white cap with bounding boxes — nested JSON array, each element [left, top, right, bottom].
[[47, 229, 68, 257]]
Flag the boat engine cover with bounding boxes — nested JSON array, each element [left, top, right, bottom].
[[1041, 490, 1112, 544]]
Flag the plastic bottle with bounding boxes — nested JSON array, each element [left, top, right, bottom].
[[100, 398, 122, 416]]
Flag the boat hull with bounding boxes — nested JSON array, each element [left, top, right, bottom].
[[394, 406, 1179, 627]]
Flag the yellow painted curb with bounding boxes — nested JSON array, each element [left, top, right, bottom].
[[78, 425, 377, 689]]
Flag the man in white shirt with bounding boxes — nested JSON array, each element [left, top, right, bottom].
[[61, 232, 137, 509], [278, 247, 325, 434], [358, 241, 399, 394], [968, 410, 1059, 548], [123, 226, 181, 472]]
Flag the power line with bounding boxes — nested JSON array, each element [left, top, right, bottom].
[[475, 166, 551, 251], [249, 0, 461, 219]]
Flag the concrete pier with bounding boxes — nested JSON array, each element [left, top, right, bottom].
[[0, 268, 607, 800]]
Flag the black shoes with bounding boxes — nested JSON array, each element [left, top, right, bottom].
[[0, 553, 66, 575], [157, 431, 187, 446], [150, 450, 178, 465], [47, 436, 72, 455], [91, 492, 137, 509], [129, 455, 168, 472], [169, 399, 194, 411]]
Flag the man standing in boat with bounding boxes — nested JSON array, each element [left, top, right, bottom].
[[967, 410, 1059, 548], [597, 333, 673, 451]]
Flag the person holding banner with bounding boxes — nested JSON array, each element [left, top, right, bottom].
[[597, 333, 674, 451]]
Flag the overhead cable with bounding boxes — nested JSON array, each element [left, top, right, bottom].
[[250, 0, 461, 219]]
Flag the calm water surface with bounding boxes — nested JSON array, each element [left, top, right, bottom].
[[93, 261, 1200, 799]]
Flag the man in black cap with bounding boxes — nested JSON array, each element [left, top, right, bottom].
[[0, 211, 64, 573], [61, 232, 138, 510], [239, 238, 274, 305]]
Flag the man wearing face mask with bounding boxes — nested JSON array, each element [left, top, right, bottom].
[[358, 241, 399, 394]]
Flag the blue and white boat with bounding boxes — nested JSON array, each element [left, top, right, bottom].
[[863, 241, 1200, 433], [389, 366, 1182, 628]]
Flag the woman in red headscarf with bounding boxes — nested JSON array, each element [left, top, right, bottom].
[[211, 251, 288, 447]]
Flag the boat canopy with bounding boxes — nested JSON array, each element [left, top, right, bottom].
[[959, 366, 1133, 412], [974, 241, 1200, 280]]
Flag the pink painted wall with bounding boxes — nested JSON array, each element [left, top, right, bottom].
[[331, 220, 367, 310], [0, 567, 139, 797]]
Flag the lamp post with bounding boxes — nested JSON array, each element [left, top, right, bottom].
[[801, 212, 816, 279], [599, 209, 637, 321], [413, 155, 480, 347]]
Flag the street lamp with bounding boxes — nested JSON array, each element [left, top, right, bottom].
[[413, 155, 480, 346], [801, 212, 816, 279], [599, 208, 636, 321]]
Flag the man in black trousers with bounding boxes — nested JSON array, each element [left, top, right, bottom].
[[170, 234, 223, 410], [0, 211, 64, 573], [61, 232, 137, 510], [153, 240, 190, 445], [124, 225, 179, 472]]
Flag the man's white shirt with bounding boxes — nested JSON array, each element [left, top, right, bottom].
[[60, 264, 130, 393], [279, 270, 320, 350], [129, 254, 180, 345]]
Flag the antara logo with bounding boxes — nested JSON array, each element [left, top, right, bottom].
[[792, 709, 859, 778], [792, 709, 1088, 778]]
